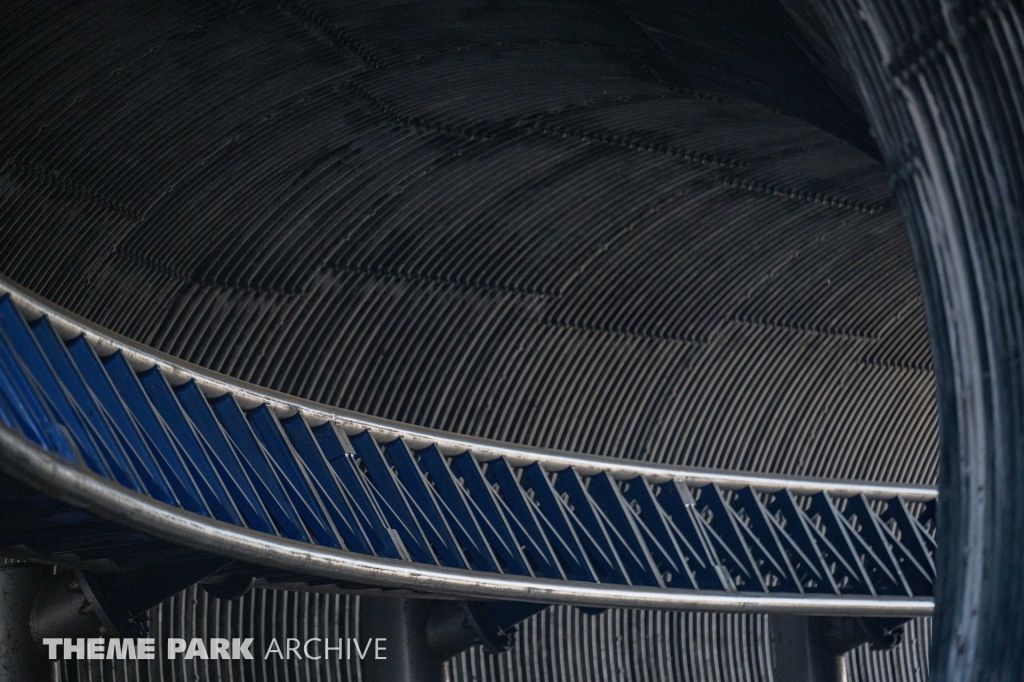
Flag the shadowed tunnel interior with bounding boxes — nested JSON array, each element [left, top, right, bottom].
[[0, 0, 936, 680]]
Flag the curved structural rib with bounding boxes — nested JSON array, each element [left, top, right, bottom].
[[0, 277, 935, 616], [818, 1, 1024, 679]]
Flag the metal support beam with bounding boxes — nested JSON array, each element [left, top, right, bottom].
[[359, 597, 449, 682], [0, 565, 56, 682], [769, 615, 906, 682], [770, 615, 848, 682]]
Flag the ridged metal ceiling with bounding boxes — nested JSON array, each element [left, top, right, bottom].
[[0, 0, 936, 680]]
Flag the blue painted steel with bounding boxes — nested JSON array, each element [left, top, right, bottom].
[[66, 335, 180, 507], [881, 497, 935, 580], [553, 468, 632, 584], [808, 492, 875, 593], [0, 298, 115, 478], [210, 395, 311, 542], [654, 481, 731, 590], [281, 414, 374, 554], [0, 327, 78, 462], [31, 318, 146, 493], [731, 488, 801, 593], [248, 405, 343, 548], [417, 445, 501, 573], [103, 352, 211, 517], [384, 438, 469, 569], [0, 298, 937, 603], [618, 477, 698, 589], [765, 489, 838, 593], [485, 459, 568, 580], [522, 462, 601, 583], [175, 381, 276, 534], [587, 472, 664, 587], [350, 430, 436, 564], [311, 422, 402, 559], [139, 368, 243, 525], [447, 451, 533, 576]]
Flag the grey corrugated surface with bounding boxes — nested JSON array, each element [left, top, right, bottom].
[[71, 585, 362, 682], [67, 594, 929, 682], [0, 1, 935, 680], [847, 619, 931, 682], [456, 610, 931, 682]]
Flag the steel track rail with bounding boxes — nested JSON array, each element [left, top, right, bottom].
[[0, 277, 936, 616], [0, 426, 933, 616]]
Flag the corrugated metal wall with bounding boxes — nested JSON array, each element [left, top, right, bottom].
[[67, 587, 929, 682], [1, 1, 937, 680], [69, 587, 362, 682]]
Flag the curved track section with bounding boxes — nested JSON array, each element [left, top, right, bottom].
[[0, 279, 935, 615], [0, 1, 943, 679]]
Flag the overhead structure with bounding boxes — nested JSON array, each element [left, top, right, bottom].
[[0, 0, 973, 680]]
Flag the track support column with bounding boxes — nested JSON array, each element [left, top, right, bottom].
[[0, 564, 56, 682], [359, 597, 449, 682], [769, 615, 905, 682], [770, 615, 847, 682]]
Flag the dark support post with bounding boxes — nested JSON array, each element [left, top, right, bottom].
[[770, 615, 848, 682], [769, 615, 905, 682], [29, 560, 233, 643], [359, 597, 449, 682], [0, 564, 56, 682]]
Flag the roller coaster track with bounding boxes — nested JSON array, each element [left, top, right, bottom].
[[0, 277, 935, 619]]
